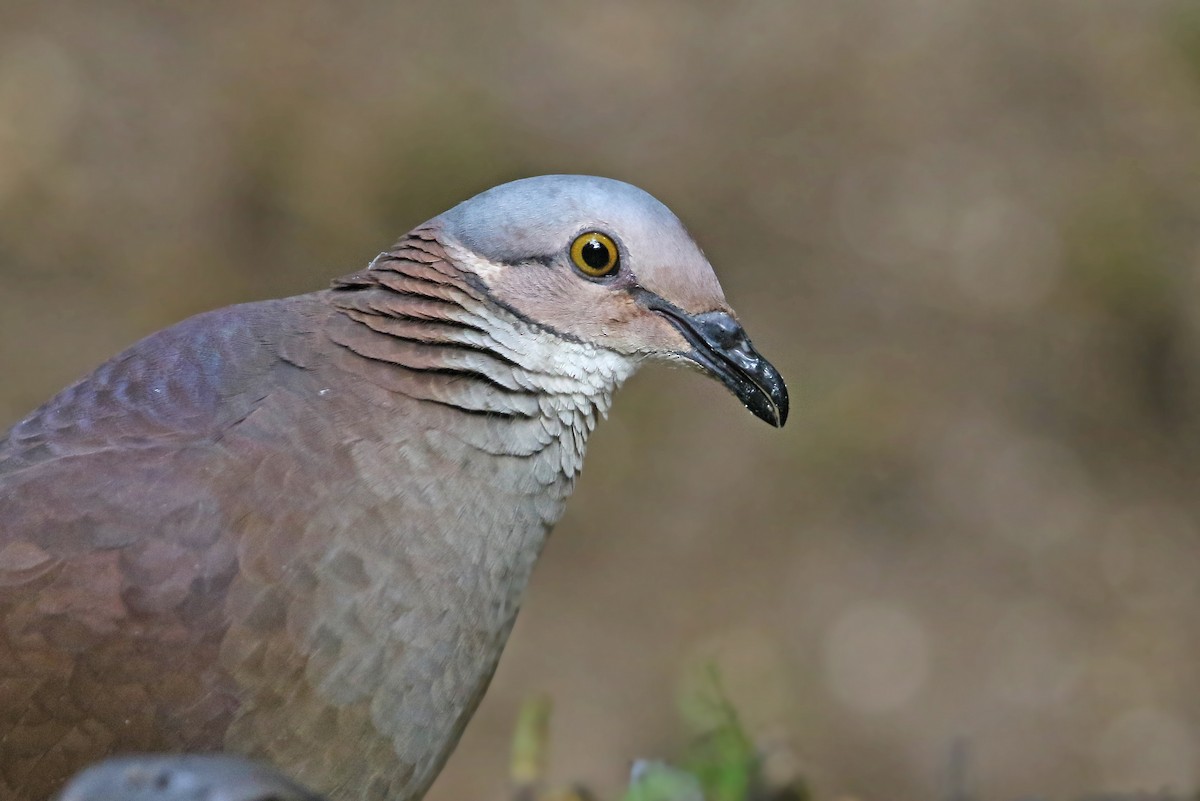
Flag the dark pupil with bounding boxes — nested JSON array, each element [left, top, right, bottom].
[[581, 239, 611, 270]]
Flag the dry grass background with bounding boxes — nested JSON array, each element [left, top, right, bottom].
[[3, 2, 1200, 800]]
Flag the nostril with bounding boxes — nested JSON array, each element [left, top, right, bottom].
[[694, 311, 743, 349]]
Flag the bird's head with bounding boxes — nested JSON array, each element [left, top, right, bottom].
[[434, 175, 788, 427]]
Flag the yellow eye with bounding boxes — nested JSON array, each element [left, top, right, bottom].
[[569, 231, 620, 277]]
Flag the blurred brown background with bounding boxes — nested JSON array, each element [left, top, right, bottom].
[[3, 1, 1200, 799]]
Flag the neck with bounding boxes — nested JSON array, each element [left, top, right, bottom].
[[323, 227, 636, 479]]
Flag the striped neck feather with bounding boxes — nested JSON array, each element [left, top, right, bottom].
[[326, 228, 636, 421]]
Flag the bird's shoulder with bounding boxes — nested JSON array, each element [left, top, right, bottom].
[[1, 295, 331, 473], [0, 293, 347, 557]]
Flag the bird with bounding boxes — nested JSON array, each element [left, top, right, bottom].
[[55, 755, 324, 801], [0, 175, 787, 801]]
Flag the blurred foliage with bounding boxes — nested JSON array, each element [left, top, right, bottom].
[[625, 763, 706, 801], [1062, 175, 1169, 323], [676, 668, 757, 801], [513, 695, 555, 797], [507, 674, 809, 801], [1169, 1, 1200, 89]]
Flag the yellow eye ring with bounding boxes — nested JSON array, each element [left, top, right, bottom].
[[569, 231, 620, 277]]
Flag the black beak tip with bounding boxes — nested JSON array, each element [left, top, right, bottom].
[[746, 368, 789, 428], [770, 389, 789, 428]]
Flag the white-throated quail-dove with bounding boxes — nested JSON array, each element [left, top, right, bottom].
[[0, 175, 788, 801]]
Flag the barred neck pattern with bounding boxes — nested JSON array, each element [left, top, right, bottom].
[[323, 227, 636, 473]]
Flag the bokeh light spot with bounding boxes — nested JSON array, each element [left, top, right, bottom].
[[823, 602, 929, 714]]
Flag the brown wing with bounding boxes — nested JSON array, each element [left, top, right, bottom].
[[0, 299, 320, 800]]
